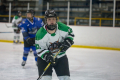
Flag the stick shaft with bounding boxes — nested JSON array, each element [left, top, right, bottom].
[[37, 49, 61, 80]]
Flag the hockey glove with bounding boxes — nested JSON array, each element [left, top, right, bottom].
[[26, 37, 34, 46], [43, 52, 57, 65], [60, 38, 74, 52], [16, 28, 20, 33]]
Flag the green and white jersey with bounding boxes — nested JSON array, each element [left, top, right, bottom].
[[35, 22, 74, 59], [12, 16, 22, 29]]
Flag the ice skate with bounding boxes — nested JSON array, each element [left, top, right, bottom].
[[21, 61, 26, 68]]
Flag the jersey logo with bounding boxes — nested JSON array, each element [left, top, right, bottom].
[[28, 27, 37, 34], [35, 44, 41, 49], [22, 21, 25, 24], [38, 18, 40, 21], [19, 23, 22, 26], [21, 27, 25, 32], [41, 21, 44, 26], [29, 28, 31, 31], [27, 24, 29, 26], [49, 39, 60, 53]]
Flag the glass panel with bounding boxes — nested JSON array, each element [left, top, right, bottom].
[[115, 0, 120, 27], [0, 0, 45, 22], [92, 0, 113, 27], [33, 0, 47, 22], [10, 1, 28, 22], [0, 1, 8, 22], [1, 0, 120, 27], [49, 0, 68, 24], [35, 0, 46, 16], [91, 20, 99, 26], [71, 0, 90, 26], [115, 20, 120, 27]]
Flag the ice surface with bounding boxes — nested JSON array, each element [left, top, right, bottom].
[[0, 42, 120, 80]]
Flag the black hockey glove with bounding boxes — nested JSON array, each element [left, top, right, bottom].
[[60, 38, 74, 52], [43, 52, 57, 65], [26, 37, 35, 46]]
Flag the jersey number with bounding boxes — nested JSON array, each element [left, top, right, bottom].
[[35, 44, 41, 49]]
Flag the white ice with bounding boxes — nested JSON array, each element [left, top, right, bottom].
[[0, 42, 120, 80]]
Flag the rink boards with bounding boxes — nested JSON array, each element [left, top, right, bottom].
[[0, 23, 120, 50]]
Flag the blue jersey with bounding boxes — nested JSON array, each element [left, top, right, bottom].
[[18, 17, 44, 40]]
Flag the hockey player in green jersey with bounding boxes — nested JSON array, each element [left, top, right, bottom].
[[35, 10, 74, 80], [12, 11, 22, 43]]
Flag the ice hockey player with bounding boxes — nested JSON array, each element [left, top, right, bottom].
[[12, 10, 22, 43], [35, 9, 74, 80], [18, 9, 44, 67]]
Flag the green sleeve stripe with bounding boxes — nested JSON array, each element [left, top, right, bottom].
[[37, 49, 49, 59], [41, 51, 49, 59], [58, 52, 65, 55], [41, 54, 44, 59]]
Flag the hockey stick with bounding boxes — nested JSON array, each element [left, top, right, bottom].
[[0, 32, 13, 33], [5, 23, 11, 28], [37, 48, 62, 80]]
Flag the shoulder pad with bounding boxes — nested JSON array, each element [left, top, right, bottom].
[[36, 27, 47, 40], [57, 22, 70, 32]]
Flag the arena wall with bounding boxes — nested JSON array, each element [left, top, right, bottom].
[[0, 23, 120, 50]]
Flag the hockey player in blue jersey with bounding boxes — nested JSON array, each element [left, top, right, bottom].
[[18, 9, 44, 67]]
